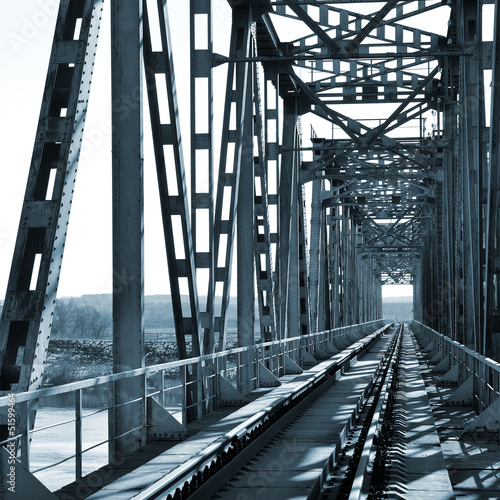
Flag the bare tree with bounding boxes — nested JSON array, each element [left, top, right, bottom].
[[87, 307, 111, 339], [52, 299, 76, 337], [52, 301, 111, 339]]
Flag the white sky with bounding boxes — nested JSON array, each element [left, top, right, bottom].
[[0, 1, 462, 302], [1, 1, 112, 298], [383, 284, 412, 298], [0, 1, 233, 299]]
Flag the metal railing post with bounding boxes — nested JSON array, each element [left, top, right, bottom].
[[142, 373, 148, 444], [182, 365, 187, 426], [75, 389, 82, 481], [161, 369, 165, 408], [20, 401, 30, 470], [108, 382, 116, 463], [197, 360, 203, 420], [215, 357, 220, 409], [237, 351, 241, 392], [256, 346, 261, 388]]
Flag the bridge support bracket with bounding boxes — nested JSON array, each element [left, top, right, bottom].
[[333, 337, 350, 350], [431, 354, 451, 373], [429, 350, 446, 364], [460, 397, 500, 441], [326, 341, 339, 355], [219, 375, 248, 406], [300, 349, 318, 367], [438, 364, 459, 384], [348, 330, 362, 340], [1, 447, 57, 499], [284, 355, 303, 375], [147, 398, 189, 441], [447, 376, 473, 405], [423, 340, 436, 354], [315, 349, 331, 360], [258, 362, 281, 387]]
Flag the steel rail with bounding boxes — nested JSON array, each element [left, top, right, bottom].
[[348, 323, 403, 500], [313, 323, 403, 500]]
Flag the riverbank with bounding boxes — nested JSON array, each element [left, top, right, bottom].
[[44, 339, 238, 386]]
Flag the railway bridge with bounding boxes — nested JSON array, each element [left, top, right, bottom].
[[1, 0, 500, 498]]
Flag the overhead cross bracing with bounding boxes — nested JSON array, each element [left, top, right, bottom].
[[0, 0, 500, 476], [259, 1, 445, 314]]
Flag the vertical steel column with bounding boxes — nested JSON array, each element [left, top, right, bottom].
[[190, 0, 215, 354], [442, 51, 459, 340], [298, 183, 310, 335], [361, 257, 368, 323], [422, 222, 434, 327], [309, 177, 322, 332], [265, 76, 281, 337], [455, 113, 465, 343], [485, 0, 500, 361], [376, 266, 380, 320], [415, 259, 421, 324], [346, 214, 353, 325], [355, 225, 363, 323], [287, 144, 300, 338], [211, 4, 252, 350], [339, 214, 345, 326], [237, 10, 255, 353], [434, 180, 445, 333], [460, 0, 483, 349], [111, 0, 145, 459], [318, 210, 331, 331], [279, 98, 299, 337], [335, 208, 341, 327], [342, 211, 352, 326], [330, 207, 340, 328], [349, 217, 357, 324]]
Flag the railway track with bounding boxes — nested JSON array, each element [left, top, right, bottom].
[[316, 324, 402, 500], [132, 322, 405, 500]]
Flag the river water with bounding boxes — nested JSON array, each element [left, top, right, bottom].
[[31, 408, 108, 492]]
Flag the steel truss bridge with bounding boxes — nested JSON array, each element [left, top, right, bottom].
[[1, 0, 500, 498]]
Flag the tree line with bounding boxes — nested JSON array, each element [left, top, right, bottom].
[[52, 299, 112, 339], [0, 293, 244, 340]]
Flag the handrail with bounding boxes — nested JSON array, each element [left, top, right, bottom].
[[411, 320, 500, 374], [411, 320, 500, 413], [0, 319, 386, 407]]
